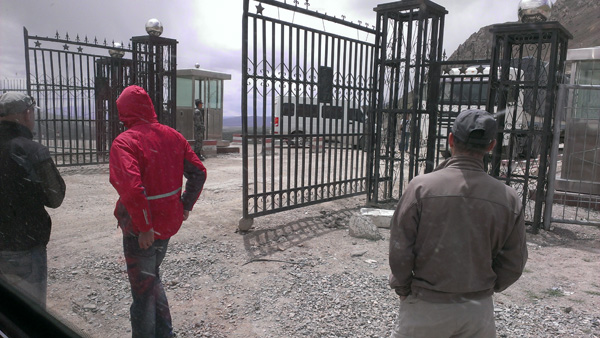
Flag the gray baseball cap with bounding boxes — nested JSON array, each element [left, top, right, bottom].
[[452, 109, 497, 145], [0, 92, 36, 117]]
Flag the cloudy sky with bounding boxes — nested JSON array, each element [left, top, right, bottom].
[[1, 0, 528, 117]]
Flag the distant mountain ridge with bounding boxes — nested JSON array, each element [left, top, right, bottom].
[[448, 0, 600, 61], [223, 116, 271, 128]]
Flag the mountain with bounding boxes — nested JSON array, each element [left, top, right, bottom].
[[223, 115, 272, 128], [448, 0, 600, 61]]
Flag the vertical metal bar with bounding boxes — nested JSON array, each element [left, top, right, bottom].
[[545, 84, 566, 229], [315, 32, 323, 198], [331, 35, 340, 197], [410, 9, 425, 180], [294, 25, 301, 204], [321, 34, 329, 199], [490, 33, 512, 177], [301, 27, 308, 204], [341, 38, 348, 195], [307, 30, 315, 202], [49, 51, 58, 164], [41, 50, 50, 157], [71, 53, 80, 164], [349, 39, 357, 192], [241, 0, 250, 219], [58, 51, 66, 165], [534, 30, 560, 231], [252, 15, 259, 213], [270, 20, 276, 212], [261, 15, 268, 213], [403, 11, 416, 181], [391, 19, 402, 194], [85, 55, 93, 163], [23, 28, 32, 96], [78, 53, 87, 163], [286, 23, 293, 206], [368, 11, 384, 204], [279, 21, 285, 208], [425, 14, 442, 173], [32, 43, 41, 142]]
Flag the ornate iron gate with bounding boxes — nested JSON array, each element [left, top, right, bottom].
[[241, 0, 376, 227], [24, 27, 177, 166], [23, 28, 133, 166]]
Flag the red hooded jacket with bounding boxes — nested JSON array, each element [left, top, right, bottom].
[[109, 85, 206, 239]]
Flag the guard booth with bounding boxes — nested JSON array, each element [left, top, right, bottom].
[[176, 68, 232, 142]]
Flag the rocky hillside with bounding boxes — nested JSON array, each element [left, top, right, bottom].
[[448, 0, 600, 60]]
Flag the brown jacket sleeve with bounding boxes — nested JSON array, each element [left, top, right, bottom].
[[388, 188, 419, 296], [493, 207, 528, 292]]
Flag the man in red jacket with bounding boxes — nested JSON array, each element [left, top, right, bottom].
[[109, 85, 206, 338]]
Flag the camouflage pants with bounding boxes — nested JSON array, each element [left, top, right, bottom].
[[194, 127, 205, 156], [193, 110, 205, 156]]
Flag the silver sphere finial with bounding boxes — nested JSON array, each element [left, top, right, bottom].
[[195, 63, 200, 69], [145, 18, 163, 37], [109, 42, 125, 58], [518, 0, 551, 23]]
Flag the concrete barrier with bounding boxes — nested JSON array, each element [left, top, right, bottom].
[[203, 139, 218, 157]]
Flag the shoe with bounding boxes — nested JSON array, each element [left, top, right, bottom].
[[199, 155, 206, 161]]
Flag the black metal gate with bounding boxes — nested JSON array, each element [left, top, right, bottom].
[[24, 27, 178, 166], [23, 28, 133, 166], [241, 0, 377, 227]]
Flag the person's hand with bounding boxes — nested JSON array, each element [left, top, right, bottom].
[[138, 229, 155, 249], [183, 210, 190, 221], [399, 295, 407, 301]]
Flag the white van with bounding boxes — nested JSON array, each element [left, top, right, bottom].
[[273, 96, 366, 148], [422, 66, 526, 147]]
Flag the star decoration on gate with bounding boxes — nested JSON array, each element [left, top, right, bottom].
[[256, 3, 264, 15], [63, 44, 69, 50]]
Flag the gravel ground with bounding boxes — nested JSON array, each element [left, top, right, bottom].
[[44, 161, 600, 337]]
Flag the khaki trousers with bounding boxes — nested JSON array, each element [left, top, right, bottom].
[[391, 295, 496, 338]]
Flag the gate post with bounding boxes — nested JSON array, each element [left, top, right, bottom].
[[487, 22, 571, 231], [368, 0, 447, 205], [131, 20, 178, 128], [95, 55, 132, 158]]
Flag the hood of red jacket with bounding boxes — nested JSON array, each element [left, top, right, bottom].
[[116, 85, 158, 128]]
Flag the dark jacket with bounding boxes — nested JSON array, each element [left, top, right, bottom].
[[389, 155, 528, 303], [109, 85, 206, 239], [0, 121, 65, 250]]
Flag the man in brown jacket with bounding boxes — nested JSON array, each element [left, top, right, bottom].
[[389, 109, 528, 337]]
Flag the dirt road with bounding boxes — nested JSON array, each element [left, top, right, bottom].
[[44, 152, 600, 337]]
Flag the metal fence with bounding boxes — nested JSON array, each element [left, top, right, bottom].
[[24, 28, 133, 166], [0, 78, 28, 94], [241, 0, 375, 225], [24, 27, 177, 167], [546, 84, 600, 227]]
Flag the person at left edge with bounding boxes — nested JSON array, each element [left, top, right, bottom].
[[0, 92, 66, 308], [109, 85, 207, 338]]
